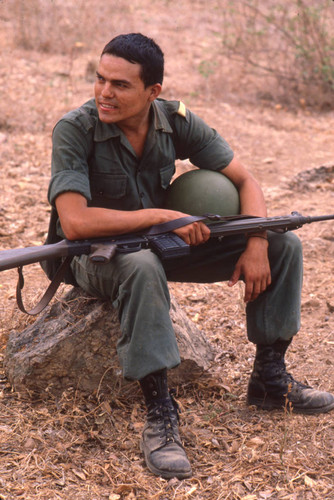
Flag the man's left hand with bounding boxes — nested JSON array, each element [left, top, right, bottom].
[[228, 237, 271, 302]]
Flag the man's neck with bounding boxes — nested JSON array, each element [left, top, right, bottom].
[[117, 103, 152, 134], [117, 106, 152, 158]]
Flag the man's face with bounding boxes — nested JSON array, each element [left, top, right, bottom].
[[94, 54, 160, 127]]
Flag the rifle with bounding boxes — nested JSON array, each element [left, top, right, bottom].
[[1, 211, 333, 315]]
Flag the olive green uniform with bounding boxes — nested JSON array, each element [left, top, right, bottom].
[[49, 98, 303, 380]]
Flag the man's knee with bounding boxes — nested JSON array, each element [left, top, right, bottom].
[[268, 231, 302, 262], [120, 249, 165, 276], [72, 249, 166, 299]]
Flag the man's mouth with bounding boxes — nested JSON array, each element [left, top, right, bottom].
[[99, 102, 118, 110]]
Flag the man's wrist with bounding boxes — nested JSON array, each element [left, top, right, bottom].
[[246, 232, 268, 242]]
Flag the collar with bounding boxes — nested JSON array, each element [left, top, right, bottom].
[[151, 100, 173, 133], [93, 99, 173, 142], [94, 118, 122, 142]]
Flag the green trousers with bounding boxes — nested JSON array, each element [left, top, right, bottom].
[[71, 231, 303, 380]]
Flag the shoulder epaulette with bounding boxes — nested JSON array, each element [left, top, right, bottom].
[[177, 101, 187, 118]]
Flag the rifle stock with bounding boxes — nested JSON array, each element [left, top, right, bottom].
[[0, 240, 92, 272]]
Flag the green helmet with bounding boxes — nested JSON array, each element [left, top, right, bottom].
[[164, 169, 240, 216]]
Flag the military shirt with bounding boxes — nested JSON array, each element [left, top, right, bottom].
[[49, 97, 234, 213]]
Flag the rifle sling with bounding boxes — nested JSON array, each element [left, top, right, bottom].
[[144, 215, 206, 235], [145, 214, 258, 235], [16, 256, 74, 316]]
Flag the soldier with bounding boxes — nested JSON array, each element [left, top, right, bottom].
[[48, 33, 334, 479]]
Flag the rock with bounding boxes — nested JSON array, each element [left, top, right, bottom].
[[4, 287, 216, 396], [288, 163, 334, 191]]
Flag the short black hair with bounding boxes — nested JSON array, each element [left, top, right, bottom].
[[101, 33, 164, 87]]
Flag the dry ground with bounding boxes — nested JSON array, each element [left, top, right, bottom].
[[0, 1, 334, 499]]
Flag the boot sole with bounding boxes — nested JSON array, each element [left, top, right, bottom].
[[140, 439, 192, 479], [247, 396, 334, 415]]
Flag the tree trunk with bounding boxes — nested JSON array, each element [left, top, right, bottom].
[[4, 287, 216, 397]]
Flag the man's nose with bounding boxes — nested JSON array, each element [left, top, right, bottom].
[[101, 82, 114, 98]]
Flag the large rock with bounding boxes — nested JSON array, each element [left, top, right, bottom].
[[4, 288, 216, 396]]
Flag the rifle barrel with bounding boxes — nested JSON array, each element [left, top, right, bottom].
[[209, 213, 334, 237], [306, 214, 334, 223]]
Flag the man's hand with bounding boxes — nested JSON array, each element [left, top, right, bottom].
[[228, 237, 271, 302], [173, 220, 211, 246]]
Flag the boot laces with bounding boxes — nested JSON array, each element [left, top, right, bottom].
[[147, 390, 180, 444], [264, 358, 311, 394]]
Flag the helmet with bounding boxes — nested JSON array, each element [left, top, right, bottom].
[[164, 169, 240, 216]]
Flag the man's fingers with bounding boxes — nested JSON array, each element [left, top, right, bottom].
[[189, 221, 210, 245], [244, 276, 271, 302], [228, 266, 241, 287], [175, 221, 210, 245], [244, 282, 254, 302]]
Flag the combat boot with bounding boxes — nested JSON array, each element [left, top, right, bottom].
[[139, 369, 192, 479], [247, 340, 334, 414]]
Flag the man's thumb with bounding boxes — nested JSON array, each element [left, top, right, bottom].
[[228, 267, 240, 287]]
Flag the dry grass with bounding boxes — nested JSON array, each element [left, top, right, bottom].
[[1, 333, 334, 499], [0, 1, 334, 499], [220, 0, 334, 110]]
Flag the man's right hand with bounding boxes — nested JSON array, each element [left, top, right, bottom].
[[147, 207, 211, 246], [173, 220, 210, 246]]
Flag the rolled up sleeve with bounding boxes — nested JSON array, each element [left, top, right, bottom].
[[188, 129, 234, 170], [48, 119, 93, 206]]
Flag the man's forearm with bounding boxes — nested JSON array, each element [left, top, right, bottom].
[[55, 193, 196, 240]]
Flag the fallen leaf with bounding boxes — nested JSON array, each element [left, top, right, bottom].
[[72, 469, 87, 481], [246, 437, 265, 448], [185, 485, 198, 496], [304, 475, 316, 487]]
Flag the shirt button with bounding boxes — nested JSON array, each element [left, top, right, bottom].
[[140, 192, 144, 198]]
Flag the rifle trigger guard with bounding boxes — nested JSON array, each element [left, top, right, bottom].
[[117, 243, 143, 254]]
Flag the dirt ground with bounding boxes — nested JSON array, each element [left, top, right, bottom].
[[0, 1, 333, 499]]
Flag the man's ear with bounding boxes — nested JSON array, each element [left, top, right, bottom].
[[148, 83, 162, 101]]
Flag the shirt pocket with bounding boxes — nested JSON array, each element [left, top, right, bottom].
[[90, 172, 127, 200], [159, 163, 175, 190]]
